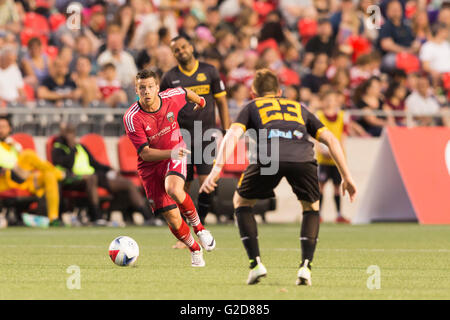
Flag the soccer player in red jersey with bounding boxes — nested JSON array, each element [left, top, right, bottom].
[[124, 69, 216, 267]]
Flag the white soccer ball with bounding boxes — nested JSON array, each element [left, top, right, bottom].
[[108, 236, 139, 267]]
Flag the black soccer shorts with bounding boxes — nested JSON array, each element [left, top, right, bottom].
[[236, 161, 320, 203]]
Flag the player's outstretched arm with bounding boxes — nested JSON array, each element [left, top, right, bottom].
[[139, 146, 190, 162], [318, 129, 357, 202], [185, 88, 206, 111], [199, 124, 245, 194]]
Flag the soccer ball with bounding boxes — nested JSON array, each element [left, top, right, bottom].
[[108, 236, 139, 267]]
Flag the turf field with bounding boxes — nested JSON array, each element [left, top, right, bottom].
[[0, 223, 449, 300]]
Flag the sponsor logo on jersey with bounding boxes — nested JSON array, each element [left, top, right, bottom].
[[293, 130, 304, 139], [145, 125, 151, 131], [268, 129, 293, 139], [196, 73, 207, 82], [185, 84, 210, 95]]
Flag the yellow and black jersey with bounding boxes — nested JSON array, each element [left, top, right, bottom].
[[234, 96, 326, 163], [315, 110, 346, 165], [160, 60, 226, 133]]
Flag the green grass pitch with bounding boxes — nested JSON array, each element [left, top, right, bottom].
[[0, 223, 449, 300]]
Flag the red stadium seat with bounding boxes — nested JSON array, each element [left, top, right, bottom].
[[395, 52, 420, 74], [23, 83, 35, 102], [44, 45, 59, 60], [23, 12, 50, 34], [11, 133, 36, 151], [117, 135, 142, 187], [49, 13, 66, 31], [20, 28, 48, 47], [442, 72, 450, 90], [347, 35, 372, 63], [79, 133, 111, 167], [298, 18, 318, 45], [45, 135, 57, 162]]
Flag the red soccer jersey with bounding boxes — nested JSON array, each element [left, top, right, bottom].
[[123, 87, 187, 178]]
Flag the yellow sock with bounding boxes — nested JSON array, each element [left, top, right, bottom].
[[36, 171, 60, 222]]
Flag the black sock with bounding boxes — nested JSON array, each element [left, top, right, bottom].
[[334, 194, 341, 217], [198, 192, 212, 225], [235, 206, 260, 268], [300, 210, 320, 269], [319, 193, 323, 213]]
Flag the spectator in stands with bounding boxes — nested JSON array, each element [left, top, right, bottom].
[[227, 83, 250, 121], [411, 11, 432, 45], [72, 56, 102, 107], [193, 26, 216, 59], [353, 76, 394, 136], [212, 28, 237, 59], [0, 46, 26, 106], [37, 57, 81, 107], [383, 80, 407, 126], [304, 18, 335, 69], [52, 123, 160, 226], [378, 0, 419, 71], [0, 115, 63, 226], [178, 13, 199, 41], [21, 37, 50, 88], [300, 53, 329, 105], [135, 31, 159, 70], [283, 84, 300, 101], [97, 25, 138, 89], [330, 68, 352, 108], [279, 0, 313, 30], [0, 0, 21, 35], [405, 73, 446, 127], [97, 63, 128, 108], [419, 23, 450, 83], [69, 35, 98, 75], [204, 6, 224, 34], [330, 0, 364, 39], [438, 6, 450, 43], [57, 46, 73, 69], [113, 4, 137, 48], [84, 4, 107, 54]]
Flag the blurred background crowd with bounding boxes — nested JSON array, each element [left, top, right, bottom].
[[1, 0, 450, 136]]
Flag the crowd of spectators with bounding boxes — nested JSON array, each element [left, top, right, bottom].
[[1, 0, 450, 136]]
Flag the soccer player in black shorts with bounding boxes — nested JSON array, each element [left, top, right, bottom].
[[200, 69, 357, 286], [160, 35, 230, 247]]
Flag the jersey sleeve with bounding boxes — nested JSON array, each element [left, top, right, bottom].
[[303, 105, 326, 140], [210, 66, 227, 98], [233, 102, 253, 131], [161, 87, 187, 114], [123, 112, 148, 155]]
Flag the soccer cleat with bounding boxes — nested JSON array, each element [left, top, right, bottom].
[[22, 213, 49, 228], [247, 261, 267, 285], [196, 229, 216, 252], [191, 247, 205, 267], [49, 219, 64, 227], [296, 260, 312, 286], [335, 216, 350, 224]]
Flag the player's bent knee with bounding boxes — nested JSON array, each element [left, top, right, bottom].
[[233, 191, 256, 208], [301, 200, 320, 212]]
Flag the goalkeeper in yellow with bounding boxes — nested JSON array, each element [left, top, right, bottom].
[[0, 115, 63, 227], [315, 90, 350, 224]]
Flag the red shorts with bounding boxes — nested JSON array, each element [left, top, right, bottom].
[[139, 157, 187, 215]]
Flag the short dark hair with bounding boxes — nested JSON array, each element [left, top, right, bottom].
[[101, 62, 116, 71], [170, 34, 191, 44], [135, 69, 159, 82], [252, 68, 280, 96], [0, 114, 12, 127]]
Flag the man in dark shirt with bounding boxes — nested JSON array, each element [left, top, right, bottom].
[[37, 58, 81, 107], [304, 18, 335, 69], [377, 0, 419, 71], [200, 69, 357, 286], [160, 35, 230, 235]]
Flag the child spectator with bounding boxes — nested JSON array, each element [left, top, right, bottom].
[[97, 63, 128, 108]]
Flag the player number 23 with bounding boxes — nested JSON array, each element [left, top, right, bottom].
[[256, 99, 305, 125]]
